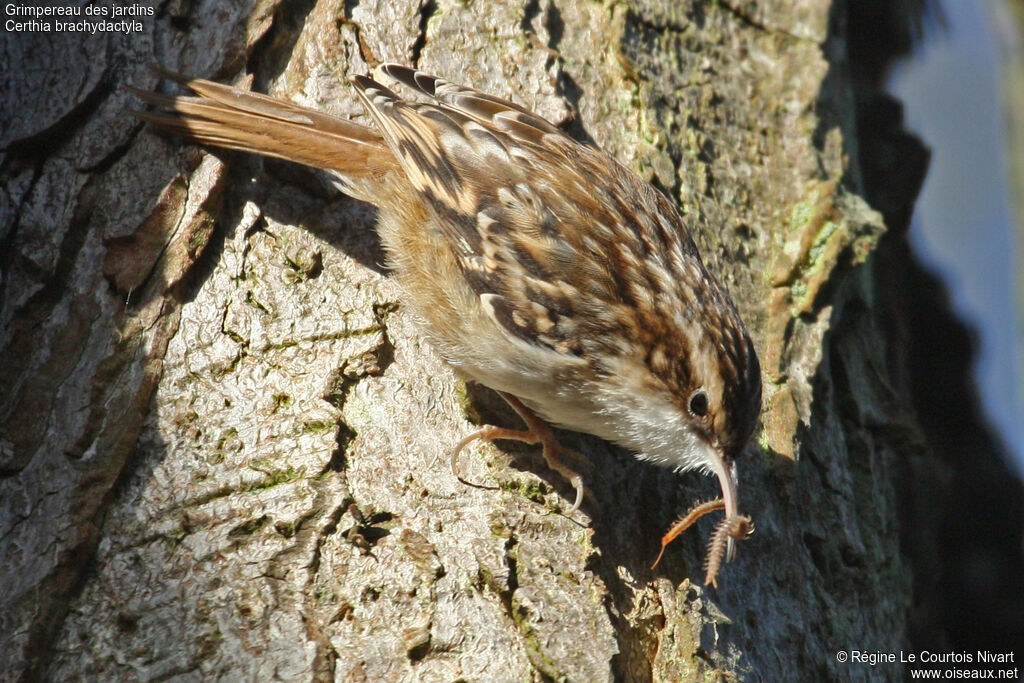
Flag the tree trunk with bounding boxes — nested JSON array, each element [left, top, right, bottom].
[[1, 0, 955, 680]]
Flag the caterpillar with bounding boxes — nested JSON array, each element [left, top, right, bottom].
[[651, 497, 753, 588]]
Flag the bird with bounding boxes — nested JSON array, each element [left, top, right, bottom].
[[130, 63, 763, 584]]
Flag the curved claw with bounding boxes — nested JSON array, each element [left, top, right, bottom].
[[450, 427, 488, 480], [564, 473, 585, 513]]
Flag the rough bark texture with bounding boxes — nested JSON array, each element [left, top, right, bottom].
[[5, 0, 1002, 681]]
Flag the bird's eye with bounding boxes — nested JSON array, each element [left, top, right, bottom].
[[689, 390, 709, 417]]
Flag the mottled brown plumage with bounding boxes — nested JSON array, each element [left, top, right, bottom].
[[131, 64, 762, 583]]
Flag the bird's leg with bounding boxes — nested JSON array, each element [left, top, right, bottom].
[[451, 391, 587, 512]]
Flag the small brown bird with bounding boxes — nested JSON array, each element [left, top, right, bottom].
[[131, 64, 762, 584]]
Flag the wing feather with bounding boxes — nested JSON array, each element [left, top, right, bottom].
[[350, 67, 699, 365]]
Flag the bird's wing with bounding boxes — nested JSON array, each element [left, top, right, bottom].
[[351, 66, 694, 361]]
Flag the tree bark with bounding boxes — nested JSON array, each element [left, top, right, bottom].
[[1, 0, 937, 680]]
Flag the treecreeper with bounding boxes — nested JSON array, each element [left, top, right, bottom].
[[131, 64, 763, 587]]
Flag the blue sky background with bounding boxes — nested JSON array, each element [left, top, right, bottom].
[[888, 0, 1024, 477]]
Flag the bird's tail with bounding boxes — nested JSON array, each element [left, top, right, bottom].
[[129, 67, 397, 201]]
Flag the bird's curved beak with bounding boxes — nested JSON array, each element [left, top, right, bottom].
[[708, 449, 740, 561]]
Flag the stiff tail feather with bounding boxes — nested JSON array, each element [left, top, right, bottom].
[[129, 67, 397, 200]]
